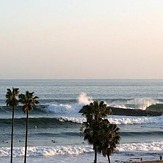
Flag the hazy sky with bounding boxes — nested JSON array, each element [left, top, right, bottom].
[[1, 0, 163, 79]]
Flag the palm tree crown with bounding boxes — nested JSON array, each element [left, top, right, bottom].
[[80, 101, 112, 121], [19, 91, 39, 113], [6, 88, 19, 108]]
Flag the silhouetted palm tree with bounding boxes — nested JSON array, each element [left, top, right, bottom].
[[6, 88, 19, 163], [80, 101, 112, 163], [19, 91, 39, 163], [83, 119, 101, 163], [80, 101, 112, 126], [98, 121, 120, 163]]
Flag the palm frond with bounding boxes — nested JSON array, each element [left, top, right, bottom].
[[19, 91, 39, 113]]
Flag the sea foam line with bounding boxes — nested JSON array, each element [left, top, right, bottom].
[[0, 145, 93, 157], [60, 115, 163, 125], [0, 115, 162, 125], [118, 141, 163, 152], [0, 142, 163, 157]]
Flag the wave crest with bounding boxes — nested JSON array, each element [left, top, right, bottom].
[[78, 93, 93, 105]]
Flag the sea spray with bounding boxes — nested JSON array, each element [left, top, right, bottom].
[[126, 98, 159, 110], [46, 93, 93, 114], [77, 92, 93, 105]]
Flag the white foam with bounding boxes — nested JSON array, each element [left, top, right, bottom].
[[1, 141, 163, 158], [45, 93, 92, 114], [108, 115, 163, 125], [118, 141, 163, 152], [46, 103, 83, 114], [0, 145, 93, 157], [37, 93, 163, 125], [43, 93, 160, 115], [109, 98, 159, 110], [60, 115, 163, 125], [126, 98, 158, 110], [77, 92, 93, 105], [57, 116, 85, 124]]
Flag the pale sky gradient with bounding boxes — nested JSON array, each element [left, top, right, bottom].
[[0, 0, 163, 79]]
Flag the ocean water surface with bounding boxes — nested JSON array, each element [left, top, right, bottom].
[[0, 79, 163, 163]]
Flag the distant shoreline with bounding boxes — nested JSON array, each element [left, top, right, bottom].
[[136, 161, 163, 163]]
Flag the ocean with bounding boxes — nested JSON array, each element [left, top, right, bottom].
[[0, 79, 163, 163]]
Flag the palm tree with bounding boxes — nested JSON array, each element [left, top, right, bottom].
[[83, 119, 101, 163], [6, 88, 19, 163], [108, 124, 120, 163], [19, 91, 39, 163], [99, 121, 120, 163], [80, 101, 111, 122], [80, 101, 112, 163]]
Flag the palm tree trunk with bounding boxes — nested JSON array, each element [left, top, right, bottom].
[[24, 110, 29, 163], [107, 155, 111, 163], [94, 148, 97, 163], [10, 107, 14, 163]]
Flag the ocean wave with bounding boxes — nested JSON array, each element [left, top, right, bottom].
[[0, 117, 80, 128], [118, 141, 163, 152], [45, 96, 159, 113], [109, 98, 159, 110], [120, 131, 163, 137], [0, 93, 161, 115], [0, 145, 93, 157], [45, 103, 83, 114], [60, 115, 163, 125], [0, 93, 162, 126], [0, 141, 163, 157], [0, 115, 163, 126], [107, 115, 163, 125]]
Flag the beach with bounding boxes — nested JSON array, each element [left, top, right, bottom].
[[140, 161, 163, 163], [129, 160, 163, 163], [136, 161, 163, 163]]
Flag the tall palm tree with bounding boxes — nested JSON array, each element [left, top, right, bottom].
[[80, 101, 112, 163], [19, 91, 39, 163], [6, 88, 19, 163]]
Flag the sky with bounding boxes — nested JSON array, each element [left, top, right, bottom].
[[0, 0, 163, 79]]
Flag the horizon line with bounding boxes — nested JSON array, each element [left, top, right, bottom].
[[0, 78, 163, 80]]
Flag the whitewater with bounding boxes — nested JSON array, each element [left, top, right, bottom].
[[0, 79, 163, 163]]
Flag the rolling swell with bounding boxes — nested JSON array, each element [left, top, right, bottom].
[[34, 132, 81, 137], [121, 131, 163, 137], [0, 105, 48, 114], [0, 117, 80, 128]]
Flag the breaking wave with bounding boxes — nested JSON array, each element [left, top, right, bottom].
[[0, 115, 163, 126], [59, 115, 163, 125], [0, 141, 163, 157]]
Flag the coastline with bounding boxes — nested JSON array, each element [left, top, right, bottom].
[[125, 156, 163, 163], [136, 161, 163, 163]]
